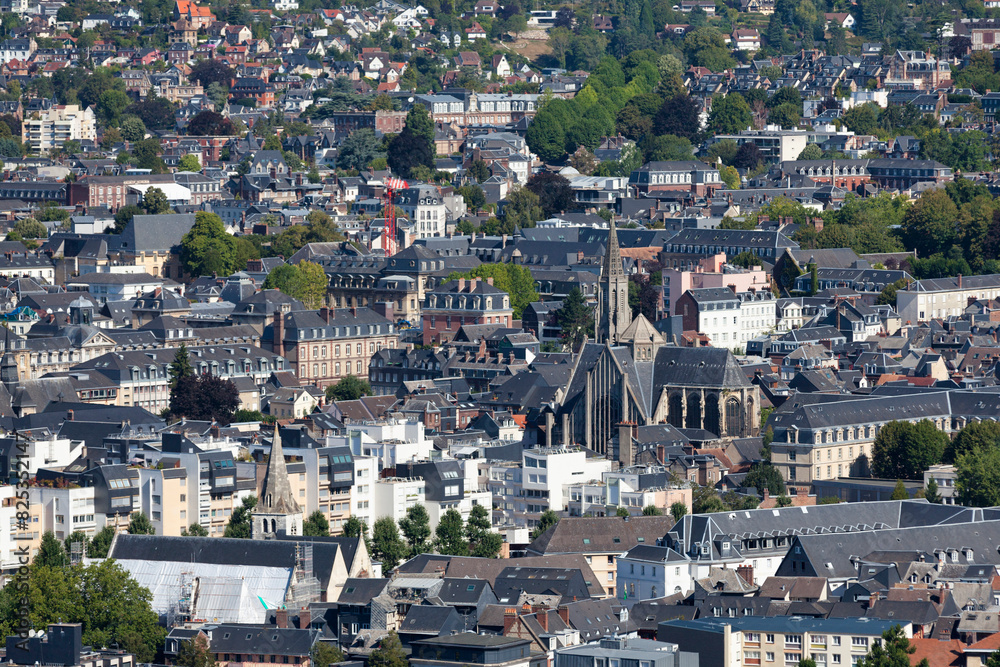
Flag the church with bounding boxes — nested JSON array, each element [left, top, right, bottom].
[[554, 224, 760, 462]]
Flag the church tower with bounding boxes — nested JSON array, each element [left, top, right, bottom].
[[596, 223, 631, 345], [1, 326, 19, 395], [252, 424, 303, 539]]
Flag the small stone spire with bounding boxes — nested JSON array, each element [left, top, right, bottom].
[[601, 222, 625, 279], [259, 424, 300, 515]]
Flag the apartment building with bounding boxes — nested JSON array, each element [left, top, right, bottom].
[[676, 287, 776, 349], [661, 229, 799, 270], [421, 278, 514, 345], [627, 161, 724, 197], [661, 254, 770, 318], [268, 307, 398, 390], [658, 617, 908, 667], [896, 273, 1000, 324], [396, 184, 449, 239], [21, 104, 95, 154], [708, 130, 808, 163]]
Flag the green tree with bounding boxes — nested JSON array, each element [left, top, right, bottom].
[[503, 185, 545, 229], [325, 375, 372, 402], [956, 446, 1000, 507], [857, 625, 925, 667], [435, 508, 469, 555], [311, 643, 345, 667], [530, 509, 559, 540], [890, 479, 909, 500], [303, 510, 330, 537], [798, 144, 824, 161], [871, 420, 948, 480], [141, 187, 170, 215], [616, 506, 631, 517], [120, 116, 146, 141], [876, 278, 910, 307], [945, 420, 1000, 463], [168, 343, 194, 389], [841, 103, 880, 136], [342, 516, 369, 542], [12, 218, 47, 239], [526, 109, 566, 163], [369, 631, 408, 667], [178, 154, 201, 172], [399, 504, 432, 556], [466, 504, 501, 558], [176, 635, 216, 667], [337, 128, 384, 171], [924, 478, 941, 504], [775, 495, 793, 507], [181, 524, 209, 536], [88, 526, 115, 558], [670, 502, 688, 521], [642, 505, 664, 516], [35, 532, 68, 568], [128, 512, 155, 535], [743, 462, 786, 496], [554, 287, 594, 351], [180, 212, 238, 277], [132, 138, 166, 173], [387, 106, 434, 178], [708, 94, 752, 135], [224, 495, 257, 538], [468, 159, 490, 182], [900, 189, 959, 261], [371, 517, 408, 571]]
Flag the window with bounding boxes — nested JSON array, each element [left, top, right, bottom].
[[766, 635, 775, 644], [851, 637, 868, 648]]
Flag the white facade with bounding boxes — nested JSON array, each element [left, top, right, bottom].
[[372, 476, 425, 523], [22, 105, 96, 154], [338, 420, 436, 468]]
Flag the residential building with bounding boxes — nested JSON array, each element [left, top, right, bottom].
[[628, 161, 724, 197], [661, 254, 770, 319], [421, 278, 513, 345], [676, 287, 776, 349], [21, 105, 96, 154], [709, 130, 808, 163], [896, 274, 1000, 324]]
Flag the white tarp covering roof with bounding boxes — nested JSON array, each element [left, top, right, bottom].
[[115, 559, 292, 624]]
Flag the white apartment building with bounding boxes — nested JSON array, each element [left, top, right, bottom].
[[924, 464, 958, 505], [896, 274, 1000, 323], [677, 287, 776, 350], [372, 476, 426, 523], [396, 185, 448, 239], [338, 420, 436, 468], [22, 105, 97, 154]]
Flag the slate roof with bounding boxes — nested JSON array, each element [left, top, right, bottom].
[[652, 346, 752, 389], [337, 577, 390, 604], [209, 625, 319, 656], [114, 213, 197, 253], [526, 515, 674, 556]]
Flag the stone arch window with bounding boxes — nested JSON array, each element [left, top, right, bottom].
[[725, 397, 743, 437], [686, 393, 702, 430], [668, 394, 684, 428], [705, 394, 720, 436]]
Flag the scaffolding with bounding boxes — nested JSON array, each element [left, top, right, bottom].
[[69, 539, 84, 566], [288, 543, 319, 608]]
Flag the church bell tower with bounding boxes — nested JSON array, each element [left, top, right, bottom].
[[596, 223, 631, 345], [253, 424, 303, 539]]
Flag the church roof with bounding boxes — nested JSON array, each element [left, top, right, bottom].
[[259, 424, 301, 515], [619, 313, 665, 345], [652, 346, 752, 389]]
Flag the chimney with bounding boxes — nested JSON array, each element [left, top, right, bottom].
[[374, 302, 394, 321], [298, 608, 311, 629], [657, 443, 665, 464], [959, 274, 963, 288], [557, 605, 569, 624], [503, 608, 517, 634], [321, 306, 331, 323], [538, 609, 548, 632], [458, 278, 466, 291], [272, 311, 284, 357], [276, 609, 289, 628], [486, 277, 494, 286], [470, 278, 479, 291], [762, 488, 769, 501], [736, 564, 754, 587], [67, 409, 74, 421]]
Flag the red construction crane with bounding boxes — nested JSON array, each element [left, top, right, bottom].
[[382, 177, 408, 257]]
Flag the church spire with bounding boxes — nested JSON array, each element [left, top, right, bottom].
[[259, 424, 300, 515], [597, 223, 631, 345]]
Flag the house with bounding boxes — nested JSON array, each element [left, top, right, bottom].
[[491, 54, 510, 78], [466, 22, 487, 40], [731, 28, 760, 51], [824, 12, 855, 30], [474, 0, 500, 15]]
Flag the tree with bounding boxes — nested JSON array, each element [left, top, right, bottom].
[[670, 502, 687, 522], [88, 526, 115, 558], [11, 218, 46, 239], [170, 373, 240, 423], [176, 635, 216, 667], [369, 631, 408, 667], [554, 287, 594, 350], [503, 185, 545, 228], [190, 59, 236, 88], [709, 94, 752, 135], [120, 116, 146, 142], [526, 172, 574, 218], [876, 278, 910, 307], [302, 510, 330, 537], [387, 106, 434, 178], [733, 142, 765, 170], [890, 479, 909, 500], [872, 420, 948, 480], [132, 138, 166, 173], [466, 504, 502, 558], [187, 110, 235, 136], [526, 109, 566, 163], [857, 625, 924, 667], [435, 508, 469, 555], [336, 128, 383, 171], [182, 523, 209, 536], [923, 478, 942, 504], [399, 504, 432, 556], [743, 462, 786, 496], [180, 212, 238, 277], [325, 375, 372, 402], [128, 512, 155, 535], [841, 103, 880, 136], [36, 532, 68, 568], [126, 93, 176, 131], [798, 144, 824, 161], [343, 516, 369, 542], [945, 420, 1000, 463], [654, 94, 700, 141], [468, 159, 490, 183], [900, 189, 959, 260], [224, 495, 257, 538], [178, 154, 201, 172], [370, 517, 408, 571], [169, 343, 194, 389], [64, 531, 89, 559], [457, 184, 486, 212], [616, 506, 631, 517], [530, 509, 559, 540], [97, 89, 130, 127], [311, 643, 345, 667], [141, 187, 170, 215], [642, 505, 663, 516], [956, 446, 1000, 507]]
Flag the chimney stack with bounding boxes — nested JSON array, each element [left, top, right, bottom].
[[503, 608, 517, 634], [557, 605, 569, 624], [320, 307, 331, 323], [272, 311, 284, 357], [298, 608, 311, 629], [276, 609, 289, 628]]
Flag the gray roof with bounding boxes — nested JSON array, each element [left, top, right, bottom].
[[115, 214, 197, 253]]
